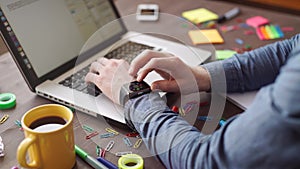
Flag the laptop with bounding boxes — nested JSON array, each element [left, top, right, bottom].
[[0, 0, 211, 123], [227, 91, 257, 110]]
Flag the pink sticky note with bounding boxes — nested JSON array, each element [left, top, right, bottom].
[[246, 16, 269, 28], [255, 27, 265, 40]]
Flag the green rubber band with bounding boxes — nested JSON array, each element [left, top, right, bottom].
[[0, 93, 16, 109]]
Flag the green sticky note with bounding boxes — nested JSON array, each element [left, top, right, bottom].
[[216, 50, 237, 60], [265, 25, 275, 39], [270, 25, 280, 38]]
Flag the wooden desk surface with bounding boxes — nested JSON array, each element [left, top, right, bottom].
[[0, 0, 299, 168]]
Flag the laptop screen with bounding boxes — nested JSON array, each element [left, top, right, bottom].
[[0, 0, 126, 90]]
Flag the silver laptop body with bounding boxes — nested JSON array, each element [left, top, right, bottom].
[[0, 0, 211, 123]]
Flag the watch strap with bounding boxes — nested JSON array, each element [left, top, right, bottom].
[[119, 83, 130, 106]]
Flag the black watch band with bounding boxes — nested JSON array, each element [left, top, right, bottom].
[[119, 81, 151, 106]]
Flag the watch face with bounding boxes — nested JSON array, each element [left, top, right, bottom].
[[129, 81, 149, 91]]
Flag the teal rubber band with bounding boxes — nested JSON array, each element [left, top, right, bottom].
[[0, 93, 16, 109]]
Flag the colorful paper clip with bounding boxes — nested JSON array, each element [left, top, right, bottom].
[[0, 136, 4, 157], [126, 132, 139, 137], [105, 140, 115, 151], [123, 137, 132, 147], [100, 132, 115, 138], [82, 125, 94, 132], [100, 149, 106, 158], [183, 102, 196, 114], [178, 107, 185, 117], [85, 131, 99, 139], [0, 114, 9, 124], [235, 38, 244, 45], [133, 139, 143, 149], [105, 128, 119, 135], [219, 119, 226, 126], [197, 116, 213, 121], [14, 120, 21, 127], [171, 106, 179, 113], [96, 145, 101, 156], [96, 145, 106, 157], [199, 101, 209, 107], [115, 151, 132, 157], [14, 120, 23, 131]]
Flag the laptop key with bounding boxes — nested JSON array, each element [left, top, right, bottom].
[[76, 83, 88, 91], [87, 83, 102, 97]]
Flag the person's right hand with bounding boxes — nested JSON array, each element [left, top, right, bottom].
[[128, 50, 211, 94]]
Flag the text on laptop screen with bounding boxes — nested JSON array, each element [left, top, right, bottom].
[[0, 0, 123, 77]]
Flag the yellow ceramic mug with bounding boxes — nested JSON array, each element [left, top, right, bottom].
[[17, 104, 75, 169]]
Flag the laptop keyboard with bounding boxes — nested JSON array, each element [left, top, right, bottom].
[[59, 41, 154, 96]]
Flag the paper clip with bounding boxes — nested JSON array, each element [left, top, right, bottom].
[[100, 132, 115, 138], [133, 139, 143, 149], [123, 137, 133, 147], [178, 107, 185, 117], [82, 125, 94, 132], [101, 149, 106, 158], [105, 140, 115, 151], [171, 106, 179, 113], [126, 132, 139, 137], [115, 151, 132, 157], [183, 104, 194, 114], [0, 114, 9, 124], [96, 145, 106, 157], [14, 120, 22, 127], [0, 136, 4, 157], [197, 116, 213, 121], [199, 101, 209, 107], [14, 120, 23, 131], [96, 145, 101, 156], [105, 128, 119, 135], [219, 119, 226, 126], [85, 131, 99, 139]]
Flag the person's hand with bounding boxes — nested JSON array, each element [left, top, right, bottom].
[[129, 50, 211, 94], [85, 57, 133, 105]]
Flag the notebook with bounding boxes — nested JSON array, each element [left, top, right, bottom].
[[0, 0, 211, 123]]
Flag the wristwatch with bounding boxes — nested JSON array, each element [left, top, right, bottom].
[[119, 81, 151, 106]]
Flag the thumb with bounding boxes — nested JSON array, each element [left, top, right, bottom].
[[151, 80, 179, 93]]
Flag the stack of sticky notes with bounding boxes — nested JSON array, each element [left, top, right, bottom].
[[188, 29, 224, 45], [256, 25, 284, 40], [246, 16, 269, 28], [182, 8, 218, 24], [246, 16, 284, 40]]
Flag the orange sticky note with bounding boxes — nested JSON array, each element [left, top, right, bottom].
[[188, 29, 224, 44]]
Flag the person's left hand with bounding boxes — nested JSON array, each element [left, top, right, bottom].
[[85, 57, 133, 105]]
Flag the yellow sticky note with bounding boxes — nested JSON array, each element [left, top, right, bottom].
[[188, 29, 224, 45], [182, 8, 218, 24]]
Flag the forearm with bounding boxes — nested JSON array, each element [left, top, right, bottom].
[[203, 34, 299, 93], [124, 93, 216, 169], [123, 37, 300, 168]]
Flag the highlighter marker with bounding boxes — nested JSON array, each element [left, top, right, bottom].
[[75, 145, 108, 169], [217, 7, 240, 23], [97, 157, 118, 169]]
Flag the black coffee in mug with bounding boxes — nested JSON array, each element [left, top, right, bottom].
[[29, 116, 66, 132]]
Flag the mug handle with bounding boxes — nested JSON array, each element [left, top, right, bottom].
[[17, 135, 41, 168]]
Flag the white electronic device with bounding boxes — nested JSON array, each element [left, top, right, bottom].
[[136, 4, 159, 21]]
